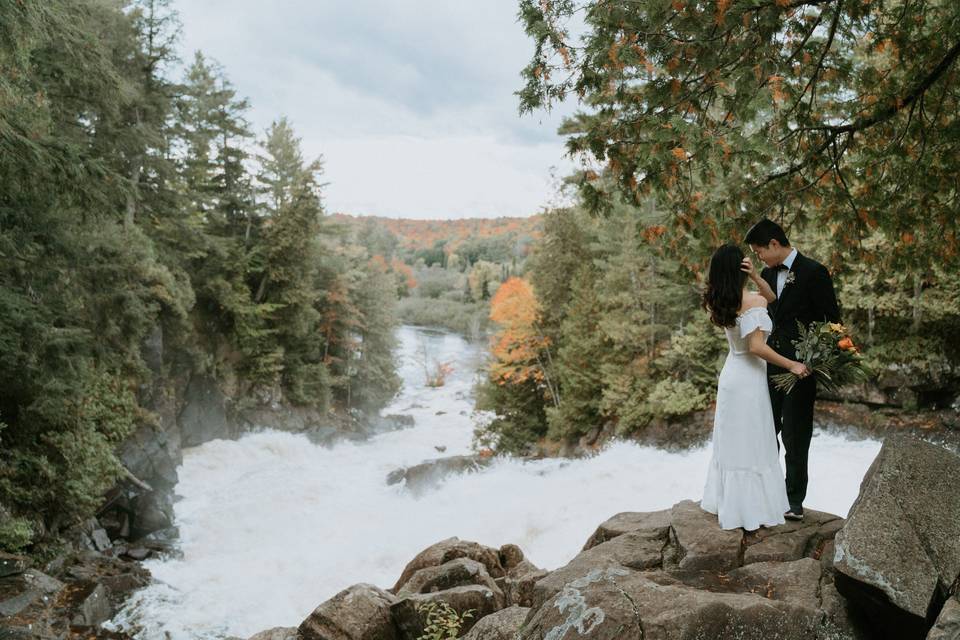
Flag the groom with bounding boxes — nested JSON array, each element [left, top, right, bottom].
[[745, 219, 840, 521]]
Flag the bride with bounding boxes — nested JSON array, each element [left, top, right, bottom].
[[700, 244, 809, 531]]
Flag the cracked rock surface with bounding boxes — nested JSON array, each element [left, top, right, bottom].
[[834, 436, 960, 639]]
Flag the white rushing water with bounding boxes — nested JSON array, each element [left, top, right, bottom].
[[112, 325, 883, 639]]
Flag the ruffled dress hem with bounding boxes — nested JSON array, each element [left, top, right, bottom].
[[701, 457, 788, 531]]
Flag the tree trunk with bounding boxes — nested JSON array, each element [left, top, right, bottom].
[[255, 273, 269, 303], [124, 162, 141, 229]]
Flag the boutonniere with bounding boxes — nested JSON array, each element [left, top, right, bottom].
[[784, 271, 797, 287]]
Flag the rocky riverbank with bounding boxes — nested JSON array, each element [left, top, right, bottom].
[[236, 435, 959, 640]]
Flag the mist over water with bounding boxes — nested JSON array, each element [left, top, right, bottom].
[[112, 326, 882, 639]]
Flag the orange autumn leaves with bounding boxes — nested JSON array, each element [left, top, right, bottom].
[[488, 277, 550, 386]]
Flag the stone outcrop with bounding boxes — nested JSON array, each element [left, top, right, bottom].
[[283, 499, 856, 640], [392, 538, 506, 593], [396, 557, 504, 605], [247, 627, 298, 640], [927, 594, 960, 640], [0, 550, 149, 639], [297, 583, 399, 640], [834, 436, 960, 639], [461, 605, 530, 640], [391, 584, 502, 639], [386, 455, 493, 495]]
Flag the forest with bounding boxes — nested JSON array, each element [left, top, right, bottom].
[[0, 1, 400, 551], [4, 0, 960, 556], [475, 0, 960, 453], [337, 214, 542, 338]]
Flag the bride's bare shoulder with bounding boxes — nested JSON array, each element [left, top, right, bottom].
[[739, 292, 768, 313]]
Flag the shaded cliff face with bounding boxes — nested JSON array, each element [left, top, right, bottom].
[[111, 325, 357, 545]]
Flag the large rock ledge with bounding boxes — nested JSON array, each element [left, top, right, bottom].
[[834, 435, 960, 639], [244, 435, 958, 640]]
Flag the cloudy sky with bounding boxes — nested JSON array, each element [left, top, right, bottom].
[[173, 1, 581, 219]]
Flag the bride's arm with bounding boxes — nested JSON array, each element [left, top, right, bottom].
[[746, 330, 808, 376], [741, 258, 776, 303]]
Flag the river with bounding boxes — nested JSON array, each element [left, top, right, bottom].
[[111, 325, 883, 639]]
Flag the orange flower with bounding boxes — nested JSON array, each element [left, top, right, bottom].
[[837, 337, 856, 351]]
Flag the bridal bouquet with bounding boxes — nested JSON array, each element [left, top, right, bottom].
[[771, 321, 869, 394]]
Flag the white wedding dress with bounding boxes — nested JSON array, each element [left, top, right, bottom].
[[701, 306, 790, 530]]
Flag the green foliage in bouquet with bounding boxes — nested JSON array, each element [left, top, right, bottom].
[[772, 322, 869, 395]]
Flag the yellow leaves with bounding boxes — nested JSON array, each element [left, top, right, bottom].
[[672, 0, 685, 11], [774, 0, 791, 6], [490, 277, 538, 326], [488, 277, 549, 386], [671, 147, 687, 161], [901, 231, 915, 245]]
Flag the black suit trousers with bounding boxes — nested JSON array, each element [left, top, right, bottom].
[[768, 371, 816, 509]]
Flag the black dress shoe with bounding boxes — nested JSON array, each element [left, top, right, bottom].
[[784, 508, 804, 521]]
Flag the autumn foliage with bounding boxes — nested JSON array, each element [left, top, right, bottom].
[[488, 277, 551, 386]]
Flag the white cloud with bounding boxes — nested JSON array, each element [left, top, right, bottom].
[[172, 0, 581, 218]]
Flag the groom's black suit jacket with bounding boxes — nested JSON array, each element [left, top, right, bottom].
[[761, 251, 841, 367]]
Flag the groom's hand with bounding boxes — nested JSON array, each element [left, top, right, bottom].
[[789, 361, 811, 378], [741, 257, 759, 281]]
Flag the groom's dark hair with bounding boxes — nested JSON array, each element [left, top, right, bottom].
[[744, 218, 790, 247]]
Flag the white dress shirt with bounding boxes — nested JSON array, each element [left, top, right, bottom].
[[776, 248, 798, 298]]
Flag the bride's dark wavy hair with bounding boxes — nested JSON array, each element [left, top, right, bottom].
[[702, 244, 747, 328]]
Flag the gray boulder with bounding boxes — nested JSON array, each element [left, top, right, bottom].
[[928, 594, 960, 640], [392, 537, 505, 593], [665, 499, 743, 571], [834, 436, 960, 639], [298, 583, 399, 640], [397, 557, 504, 608], [386, 455, 492, 496], [248, 627, 299, 640], [0, 569, 65, 618], [461, 605, 530, 640], [497, 559, 547, 608], [391, 584, 502, 640], [743, 509, 843, 565], [519, 562, 847, 640], [532, 530, 666, 608], [581, 508, 673, 550], [68, 582, 111, 627], [0, 552, 30, 578]]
